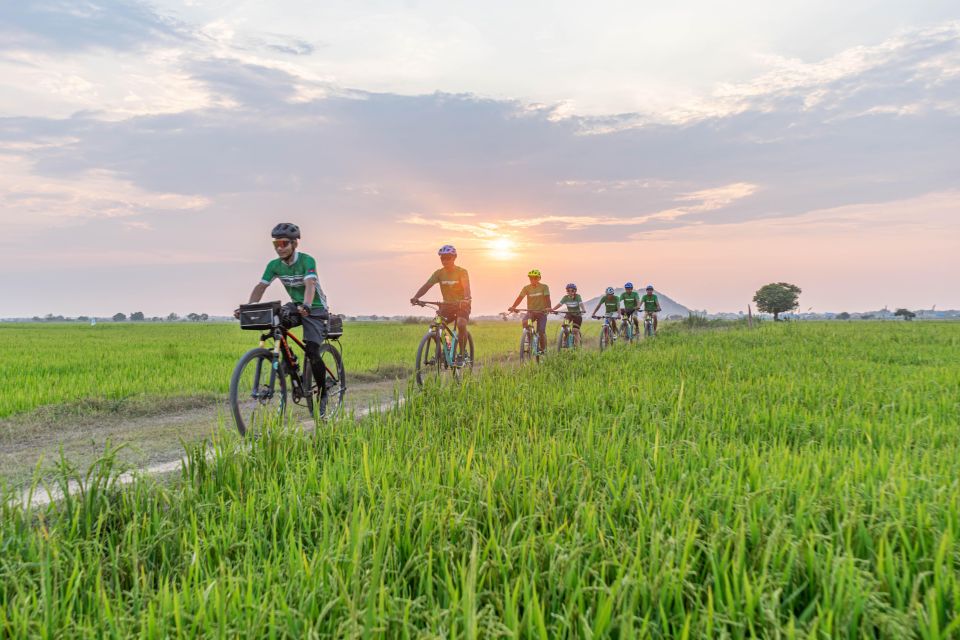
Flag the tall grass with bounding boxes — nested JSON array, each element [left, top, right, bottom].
[[2, 323, 958, 636]]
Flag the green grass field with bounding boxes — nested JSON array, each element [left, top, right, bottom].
[[2, 322, 959, 637], [0, 320, 567, 419]]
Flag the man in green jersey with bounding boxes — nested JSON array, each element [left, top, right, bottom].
[[509, 269, 552, 354], [591, 286, 621, 334], [236, 223, 330, 384], [642, 284, 662, 334], [619, 282, 641, 334], [551, 282, 585, 346], [411, 245, 472, 361]]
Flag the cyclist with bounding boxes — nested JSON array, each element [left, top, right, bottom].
[[236, 223, 329, 385], [551, 283, 585, 346], [641, 284, 663, 334], [509, 269, 551, 355], [410, 245, 472, 363], [619, 282, 641, 335], [592, 286, 621, 333]]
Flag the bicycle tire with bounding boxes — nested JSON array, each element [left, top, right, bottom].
[[415, 331, 440, 387], [452, 330, 475, 382], [557, 326, 569, 352], [302, 342, 347, 420], [599, 326, 612, 352], [229, 347, 287, 437], [519, 329, 532, 363]]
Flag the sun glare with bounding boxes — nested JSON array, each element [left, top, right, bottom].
[[488, 237, 516, 260]]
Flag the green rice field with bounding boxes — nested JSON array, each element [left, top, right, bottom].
[[0, 320, 545, 419], [2, 322, 959, 637]]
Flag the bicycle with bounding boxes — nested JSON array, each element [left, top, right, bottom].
[[643, 311, 657, 338], [553, 311, 582, 351], [513, 308, 547, 363], [593, 312, 620, 352], [412, 301, 474, 387], [619, 310, 640, 343], [231, 301, 346, 437]]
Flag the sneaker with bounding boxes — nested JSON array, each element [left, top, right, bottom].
[[453, 354, 465, 367]]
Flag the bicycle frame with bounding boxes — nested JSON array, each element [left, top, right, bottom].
[[554, 312, 581, 349], [426, 312, 461, 367], [258, 323, 338, 403]]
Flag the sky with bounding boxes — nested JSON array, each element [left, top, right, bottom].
[[1, 0, 958, 317]]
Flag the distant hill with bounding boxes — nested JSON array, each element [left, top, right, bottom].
[[582, 289, 691, 318]]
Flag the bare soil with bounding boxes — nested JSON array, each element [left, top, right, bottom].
[[0, 378, 405, 489]]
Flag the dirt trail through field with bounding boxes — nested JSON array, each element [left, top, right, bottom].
[[2, 377, 407, 502]]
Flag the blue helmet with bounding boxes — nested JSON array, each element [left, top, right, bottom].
[[565, 283, 577, 290], [605, 287, 615, 295], [624, 282, 634, 289], [438, 244, 457, 256], [646, 284, 654, 291]]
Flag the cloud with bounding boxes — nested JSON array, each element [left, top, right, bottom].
[[0, 0, 185, 52]]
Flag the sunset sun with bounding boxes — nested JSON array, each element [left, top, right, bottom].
[[487, 237, 516, 260]]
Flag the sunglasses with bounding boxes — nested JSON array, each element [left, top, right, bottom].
[[272, 239, 293, 248]]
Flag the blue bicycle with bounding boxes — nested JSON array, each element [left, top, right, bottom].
[[514, 308, 547, 364], [412, 301, 474, 387], [593, 312, 621, 352]]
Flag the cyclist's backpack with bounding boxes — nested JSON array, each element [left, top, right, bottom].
[[326, 315, 344, 339]]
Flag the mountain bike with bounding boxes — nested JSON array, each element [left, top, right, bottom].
[[514, 309, 547, 363], [553, 311, 582, 351], [619, 310, 640, 343], [593, 312, 620, 352], [412, 301, 474, 387], [644, 311, 657, 338], [231, 301, 346, 437]]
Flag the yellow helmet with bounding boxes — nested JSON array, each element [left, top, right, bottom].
[[527, 269, 541, 278]]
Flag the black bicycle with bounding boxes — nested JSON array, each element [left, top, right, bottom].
[[230, 301, 346, 436]]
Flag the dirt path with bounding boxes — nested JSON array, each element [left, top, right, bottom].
[[1, 377, 407, 494]]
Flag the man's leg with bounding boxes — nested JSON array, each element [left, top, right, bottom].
[[572, 315, 582, 346], [304, 340, 326, 391], [456, 315, 469, 354]]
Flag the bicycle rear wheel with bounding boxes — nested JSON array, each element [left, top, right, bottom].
[[302, 343, 346, 420], [229, 347, 287, 437]]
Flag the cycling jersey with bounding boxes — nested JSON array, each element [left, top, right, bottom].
[[559, 293, 583, 314], [260, 252, 327, 309], [641, 293, 660, 312], [620, 291, 640, 310], [426, 266, 470, 302], [519, 283, 551, 311], [600, 294, 619, 314]]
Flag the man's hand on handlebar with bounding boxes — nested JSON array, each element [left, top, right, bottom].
[[410, 298, 422, 306], [233, 308, 241, 319], [297, 304, 310, 317]]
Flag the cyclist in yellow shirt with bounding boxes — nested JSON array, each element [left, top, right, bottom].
[[508, 269, 552, 355], [411, 245, 471, 361]]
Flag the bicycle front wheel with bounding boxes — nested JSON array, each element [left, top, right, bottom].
[[599, 327, 612, 352], [415, 332, 444, 387], [302, 343, 346, 421], [519, 330, 532, 363], [557, 327, 569, 352], [229, 347, 287, 437]]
